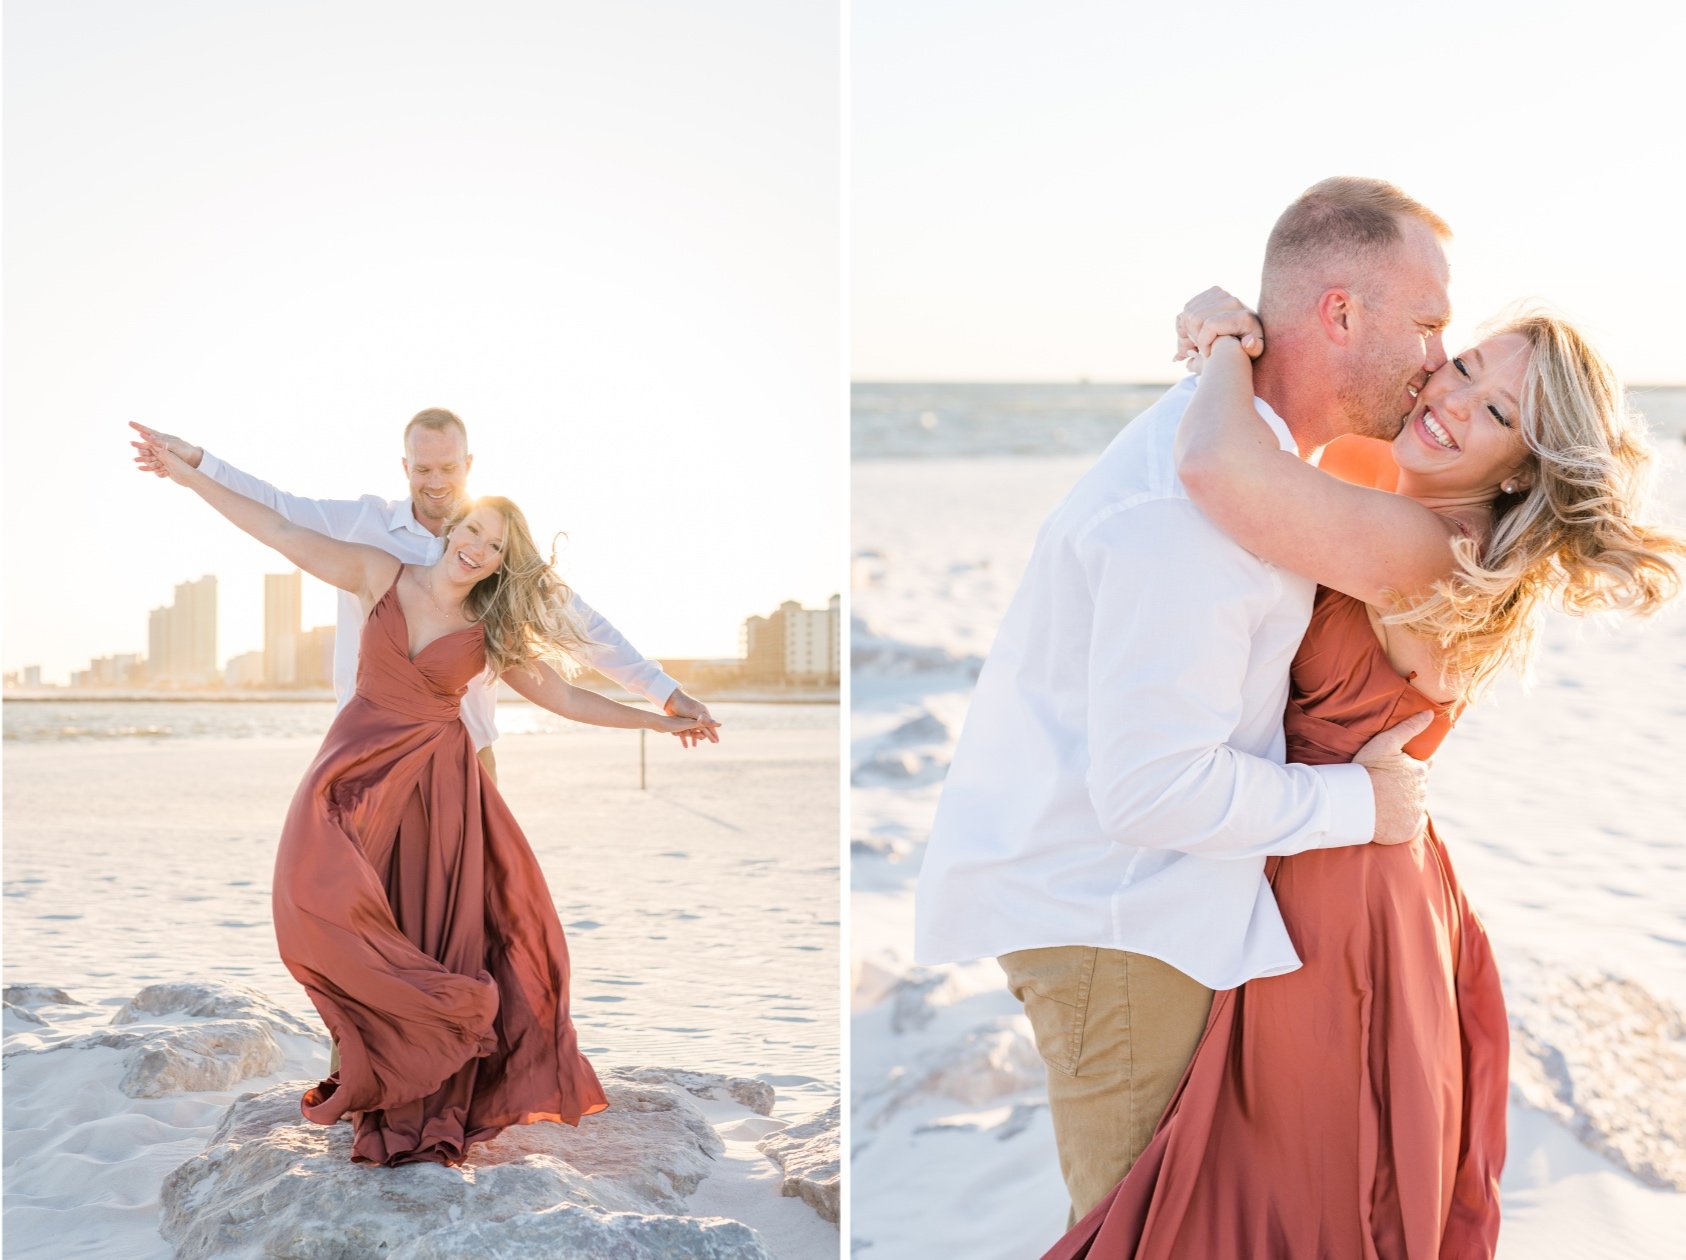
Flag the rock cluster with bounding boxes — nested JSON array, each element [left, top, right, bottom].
[[3, 980, 319, 1098], [1508, 967, 1686, 1190], [758, 1102, 841, 1223], [5, 981, 839, 1256]]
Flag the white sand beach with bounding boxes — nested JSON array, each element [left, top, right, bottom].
[[850, 410, 1686, 1258], [3, 704, 840, 1259]]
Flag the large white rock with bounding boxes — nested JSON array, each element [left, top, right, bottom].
[[3, 981, 310, 1097], [386, 1204, 773, 1259], [757, 1102, 840, 1223], [159, 1069, 772, 1259], [1508, 968, 1686, 1190], [114, 1021, 285, 1098], [620, 1067, 776, 1117], [3, 984, 79, 1032], [3, 984, 79, 1007], [112, 980, 317, 1036]]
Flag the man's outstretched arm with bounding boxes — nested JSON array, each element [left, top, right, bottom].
[[564, 590, 716, 739], [129, 422, 366, 539]]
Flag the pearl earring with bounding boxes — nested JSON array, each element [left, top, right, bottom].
[[1501, 479, 1518, 494]]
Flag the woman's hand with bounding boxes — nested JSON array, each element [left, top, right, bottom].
[[1174, 287, 1265, 368], [655, 713, 722, 748], [132, 433, 199, 486], [129, 422, 205, 476]]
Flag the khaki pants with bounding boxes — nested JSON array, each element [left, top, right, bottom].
[[326, 744, 500, 1078], [1000, 946, 1213, 1225]]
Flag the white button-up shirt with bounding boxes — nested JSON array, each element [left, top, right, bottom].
[[200, 450, 679, 750], [914, 377, 1375, 990]]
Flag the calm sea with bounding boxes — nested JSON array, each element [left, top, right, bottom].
[[853, 381, 1686, 460], [1, 699, 828, 744]]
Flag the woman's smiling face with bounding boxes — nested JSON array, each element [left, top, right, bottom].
[[445, 507, 506, 583], [1391, 332, 1535, 496]]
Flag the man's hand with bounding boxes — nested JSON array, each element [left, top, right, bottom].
[[129, 421, 204, 476], [1175, 286, 1266, 367], [665, 689, 720, 748], [1353, 710, 1434, 845]]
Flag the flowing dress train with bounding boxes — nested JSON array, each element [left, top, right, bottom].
[[271, 579, 607, 1166], [1045, 587, 1509, 1260]]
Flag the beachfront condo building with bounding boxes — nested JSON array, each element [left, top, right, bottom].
[[741, 596, 842, 685]]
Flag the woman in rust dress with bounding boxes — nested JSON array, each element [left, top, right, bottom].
[[1046, 304, 1683, 1258], [139, 438, 713, 1166]]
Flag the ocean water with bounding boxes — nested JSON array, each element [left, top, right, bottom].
[[853, 380, 1686, 459], [1, 698, 831, 744], [3, 702, 839, 1103]]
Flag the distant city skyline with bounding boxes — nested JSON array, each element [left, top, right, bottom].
[[9, 568, 840, 690]]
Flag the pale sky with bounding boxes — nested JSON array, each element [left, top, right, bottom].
[[853, 0, 1686, 384], [4, 0, 841, 682]]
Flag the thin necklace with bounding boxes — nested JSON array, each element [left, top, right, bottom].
[[414, 565, 472, 624]]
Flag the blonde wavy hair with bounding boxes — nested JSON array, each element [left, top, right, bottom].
[[441, 496, 592, 679], [1386, 310, 1685, 692]]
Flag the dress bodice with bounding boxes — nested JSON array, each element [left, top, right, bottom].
[[353, 582, 487, 723], [1284, 587, 1460, 767]]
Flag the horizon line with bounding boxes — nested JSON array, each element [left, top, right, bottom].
[[850, 377, 1686, 389]]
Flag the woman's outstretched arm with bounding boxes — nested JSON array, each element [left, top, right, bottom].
[[1175, 338, 1461, 606], [502, 661, 720, 741], [137, 434, 398, 604]]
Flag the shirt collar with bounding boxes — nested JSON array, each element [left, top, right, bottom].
[[1251, 395, 1299, 455], [388, 497, 438, 539], [1173, 374, 1298, 457]]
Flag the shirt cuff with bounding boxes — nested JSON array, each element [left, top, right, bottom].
[[1310, 762, 1374, 848], [197, 449, 223, 478], [645, 673, 680, 708]]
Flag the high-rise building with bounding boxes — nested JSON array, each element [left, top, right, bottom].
[[148, 605, 170, 682], [741, 597, 842, 685], [147, 576, 218, 685], [265, 571, 302, 686], [224, 651, 266, 688], [173, 576, 218, 685], [296, 625, 336, 688]]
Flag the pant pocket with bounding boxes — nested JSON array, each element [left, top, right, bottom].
[[999, 946, 1096, 1078]]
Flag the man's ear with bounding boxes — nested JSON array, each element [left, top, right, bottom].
[[1316, 288, 1354, 347], [464, 453, 474, 474], [401, 457, 411, 477]]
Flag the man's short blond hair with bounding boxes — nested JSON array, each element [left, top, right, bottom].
[[403, 407, 468, 450], [1262, 176, 1451, 297]]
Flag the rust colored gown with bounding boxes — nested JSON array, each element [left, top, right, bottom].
[[270, 580, 607, 1166], [1046, 588, 1509, 1260]]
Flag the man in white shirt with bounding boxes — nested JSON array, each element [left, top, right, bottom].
[[130, 407, 716, 782], [914, 177, 1452, 1222]]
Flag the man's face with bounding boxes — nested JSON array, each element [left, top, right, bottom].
[[402, 428, 472, 528], [1338, 218, 1453, 442]]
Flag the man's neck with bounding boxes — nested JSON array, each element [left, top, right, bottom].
[[406, 499, 447, 538], [1251, 339, 1345, 460]]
